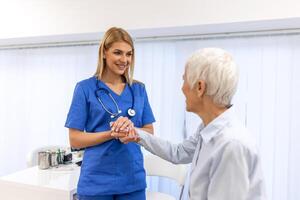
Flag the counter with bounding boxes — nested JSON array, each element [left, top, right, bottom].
[[0, 164, 80, 200]]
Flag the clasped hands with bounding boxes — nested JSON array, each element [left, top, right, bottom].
[[110, 116, 140, 144]]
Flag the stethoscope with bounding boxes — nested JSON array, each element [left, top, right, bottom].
[[95, 80, 136, 119]]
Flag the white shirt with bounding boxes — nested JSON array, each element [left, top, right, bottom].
[[138, 108, 267, 200]]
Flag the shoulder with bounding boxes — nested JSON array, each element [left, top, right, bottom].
[[131, 80, 146, 90], [221, 123, 259, 157], [77, 76, 96, 87], [218, 131, 261, 174], [74, 76, 97, 92], [73, 76, 96, 96], [132, 79, 145, 86]]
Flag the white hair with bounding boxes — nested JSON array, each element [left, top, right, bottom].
[[185, 48, 239, 106]]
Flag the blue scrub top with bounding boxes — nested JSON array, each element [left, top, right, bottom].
[[65, 76, 155, 196]]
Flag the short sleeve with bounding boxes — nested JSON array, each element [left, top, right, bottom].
[[65, 83, 88, 131], [141, 86, 155, 126]]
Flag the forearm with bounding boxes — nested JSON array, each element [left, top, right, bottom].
[[137, 129, 194, 164], [69, 129, 114, 149], [139, 126, 153, 134]]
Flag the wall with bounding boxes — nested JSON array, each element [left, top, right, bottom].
[[1, 0, 300, 41]]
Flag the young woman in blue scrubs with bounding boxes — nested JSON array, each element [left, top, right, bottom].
[[65, 27, 155, 200]]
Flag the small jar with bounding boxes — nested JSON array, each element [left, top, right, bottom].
[[38, 151, 51, 170]]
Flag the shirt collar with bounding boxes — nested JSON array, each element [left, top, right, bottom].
[[200, 107, 236, 144]]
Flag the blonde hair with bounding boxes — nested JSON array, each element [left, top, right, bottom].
[[186, 48, 239, 106], [94, 27, 135, 85]]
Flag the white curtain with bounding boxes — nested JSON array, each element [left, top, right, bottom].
[[177, 35, 300, 200], [1, 33, 300, 199], [134, 41, 186, 198], [0, 45, 98, 174]]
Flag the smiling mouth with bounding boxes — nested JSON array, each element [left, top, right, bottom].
[[117, 64, 128, 70]]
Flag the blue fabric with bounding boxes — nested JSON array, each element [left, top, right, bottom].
[[65, 76, 155, 196], [78, 189, 145, 200]]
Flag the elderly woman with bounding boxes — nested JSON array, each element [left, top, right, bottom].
[[111, 48, 267, 200]]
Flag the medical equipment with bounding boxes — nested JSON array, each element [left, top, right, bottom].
[[95, 80, 136, 119]]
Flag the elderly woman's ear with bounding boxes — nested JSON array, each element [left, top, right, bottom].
[[197, 80, 206, 97]]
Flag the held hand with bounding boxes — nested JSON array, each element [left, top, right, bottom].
[[110, 131, 127, 139], [111, 128, 140, 144], [119, 128, 140, 144], [110, 116, 134, 132], [110, 116, 139, 144]]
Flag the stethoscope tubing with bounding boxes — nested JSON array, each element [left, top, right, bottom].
[[95, 80, 135, 118]]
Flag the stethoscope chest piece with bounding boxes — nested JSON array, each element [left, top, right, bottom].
[[127, 108, 136, 117]]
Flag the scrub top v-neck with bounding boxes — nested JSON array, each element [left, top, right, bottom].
[[95, 80, 129, 119], [65, 76, 155, 196], [99, 80, 127, 96]]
